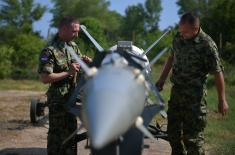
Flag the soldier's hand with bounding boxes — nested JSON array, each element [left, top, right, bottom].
[[82, 55, 92, 64], [155, 79, 165, 91], [218, 100, 228, 116], [69, 63, 80, 75]]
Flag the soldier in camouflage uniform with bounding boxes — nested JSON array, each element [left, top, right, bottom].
[[155, 12, 228, 155], [38, 16, 91, 155]]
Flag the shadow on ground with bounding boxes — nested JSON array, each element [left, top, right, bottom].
[[0, 147, 47, 155]]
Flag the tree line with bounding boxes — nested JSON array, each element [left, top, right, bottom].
[[0, 0, 234, 79]]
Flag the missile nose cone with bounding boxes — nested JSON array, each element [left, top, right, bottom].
[[84, 92, 132, 149], [82, 66, 146, 149], [89, 107, 119, 148]]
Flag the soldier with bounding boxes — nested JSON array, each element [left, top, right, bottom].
[[155, 12, 228, 155], [38, 16, 91, 155]]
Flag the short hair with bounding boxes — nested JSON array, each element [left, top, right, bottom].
[[179, 12, 200, 27], [59, 16, 79, 28]]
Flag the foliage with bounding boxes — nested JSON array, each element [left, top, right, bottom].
[[0, 0, 46, 79], [10, 34, 45, 79], [0, 25, 17, 45], [122, 3, 146, 42], [145, 0, 162, 30], [50, 0, 110, 27], [0, 45, 14, 79], [0, 0, 46, 33], [120, 0, 165, 56], [222, 42, 235, 64]]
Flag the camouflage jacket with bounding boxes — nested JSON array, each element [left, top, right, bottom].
[[170, 28, 223, 88], [38, 34, 82, 100]]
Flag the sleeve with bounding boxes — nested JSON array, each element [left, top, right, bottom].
[[38, 48, 54, 74], [205, 41, 223, 74]]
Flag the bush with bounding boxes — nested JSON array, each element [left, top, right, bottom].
[[0, 45, 14, 79], [221, 42, 235, 64], [10, 34, 45, 79]]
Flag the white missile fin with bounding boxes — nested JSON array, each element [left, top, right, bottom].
[[135, 116, 156, 142], [80, 25, 104, 52], [142, 28, 171, 56], [132, 68, 141, 75], [160, 110, 167, 118], [87, 67, 98, 77], [136, 74, 145, 84], [149, 47, 168, 67]]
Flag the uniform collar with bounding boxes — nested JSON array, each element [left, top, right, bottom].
[[192, 28, 203, 43], [53, 34, 67, 49]]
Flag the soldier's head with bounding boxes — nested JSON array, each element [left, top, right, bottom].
[[178, 12, 200, 40], [58, 16, 80, 42]]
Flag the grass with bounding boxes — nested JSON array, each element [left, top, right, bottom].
[[205, 85, 235, 154], [0, 79, 48, 91], [204, 64, 235, 154], [0, 80, 47, 140]]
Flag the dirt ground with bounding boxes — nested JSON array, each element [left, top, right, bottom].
[[0, 90, 171, 155]]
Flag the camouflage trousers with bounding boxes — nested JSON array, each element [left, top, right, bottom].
[[47, 99, 77, 155], [167, 85, 207, 155]]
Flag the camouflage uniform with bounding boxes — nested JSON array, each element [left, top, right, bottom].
[[168, 28, 223, 155], [38, 34, 82, 155]]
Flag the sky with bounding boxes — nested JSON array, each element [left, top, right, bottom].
[[33, 0, 180, 38]]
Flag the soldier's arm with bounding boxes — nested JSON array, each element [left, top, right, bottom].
[[155, 53, 174, 91], [40, 72, 71, 84], [38, 47, 80, 84], [158, 53, 174, 82], [214, 72, 228, 115], [40, 63, 80, 84], [206, 41, 228, 115]]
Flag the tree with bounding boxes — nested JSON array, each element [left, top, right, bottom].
[[0, 0, 47, 79], [10, 34, 45, 79], [0, 0, 46, 33], [145, 0, 162, 30], [0, 45, 14, 79], [50, 0, 122, 34], [0, 25, 16, 44], [176, 0, 211, 16], [121, 4, 146, 45], [50, 0, 110, 27], [121, 0, 163, 47]]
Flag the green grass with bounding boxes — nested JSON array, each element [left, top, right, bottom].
[[204, 64, 235, 154], [205, 85, 235, 154], [0, 79, 48, 91]]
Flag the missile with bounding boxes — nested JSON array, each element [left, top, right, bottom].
[[63, 25, 168, 153], [82, 63, 146, 149]]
